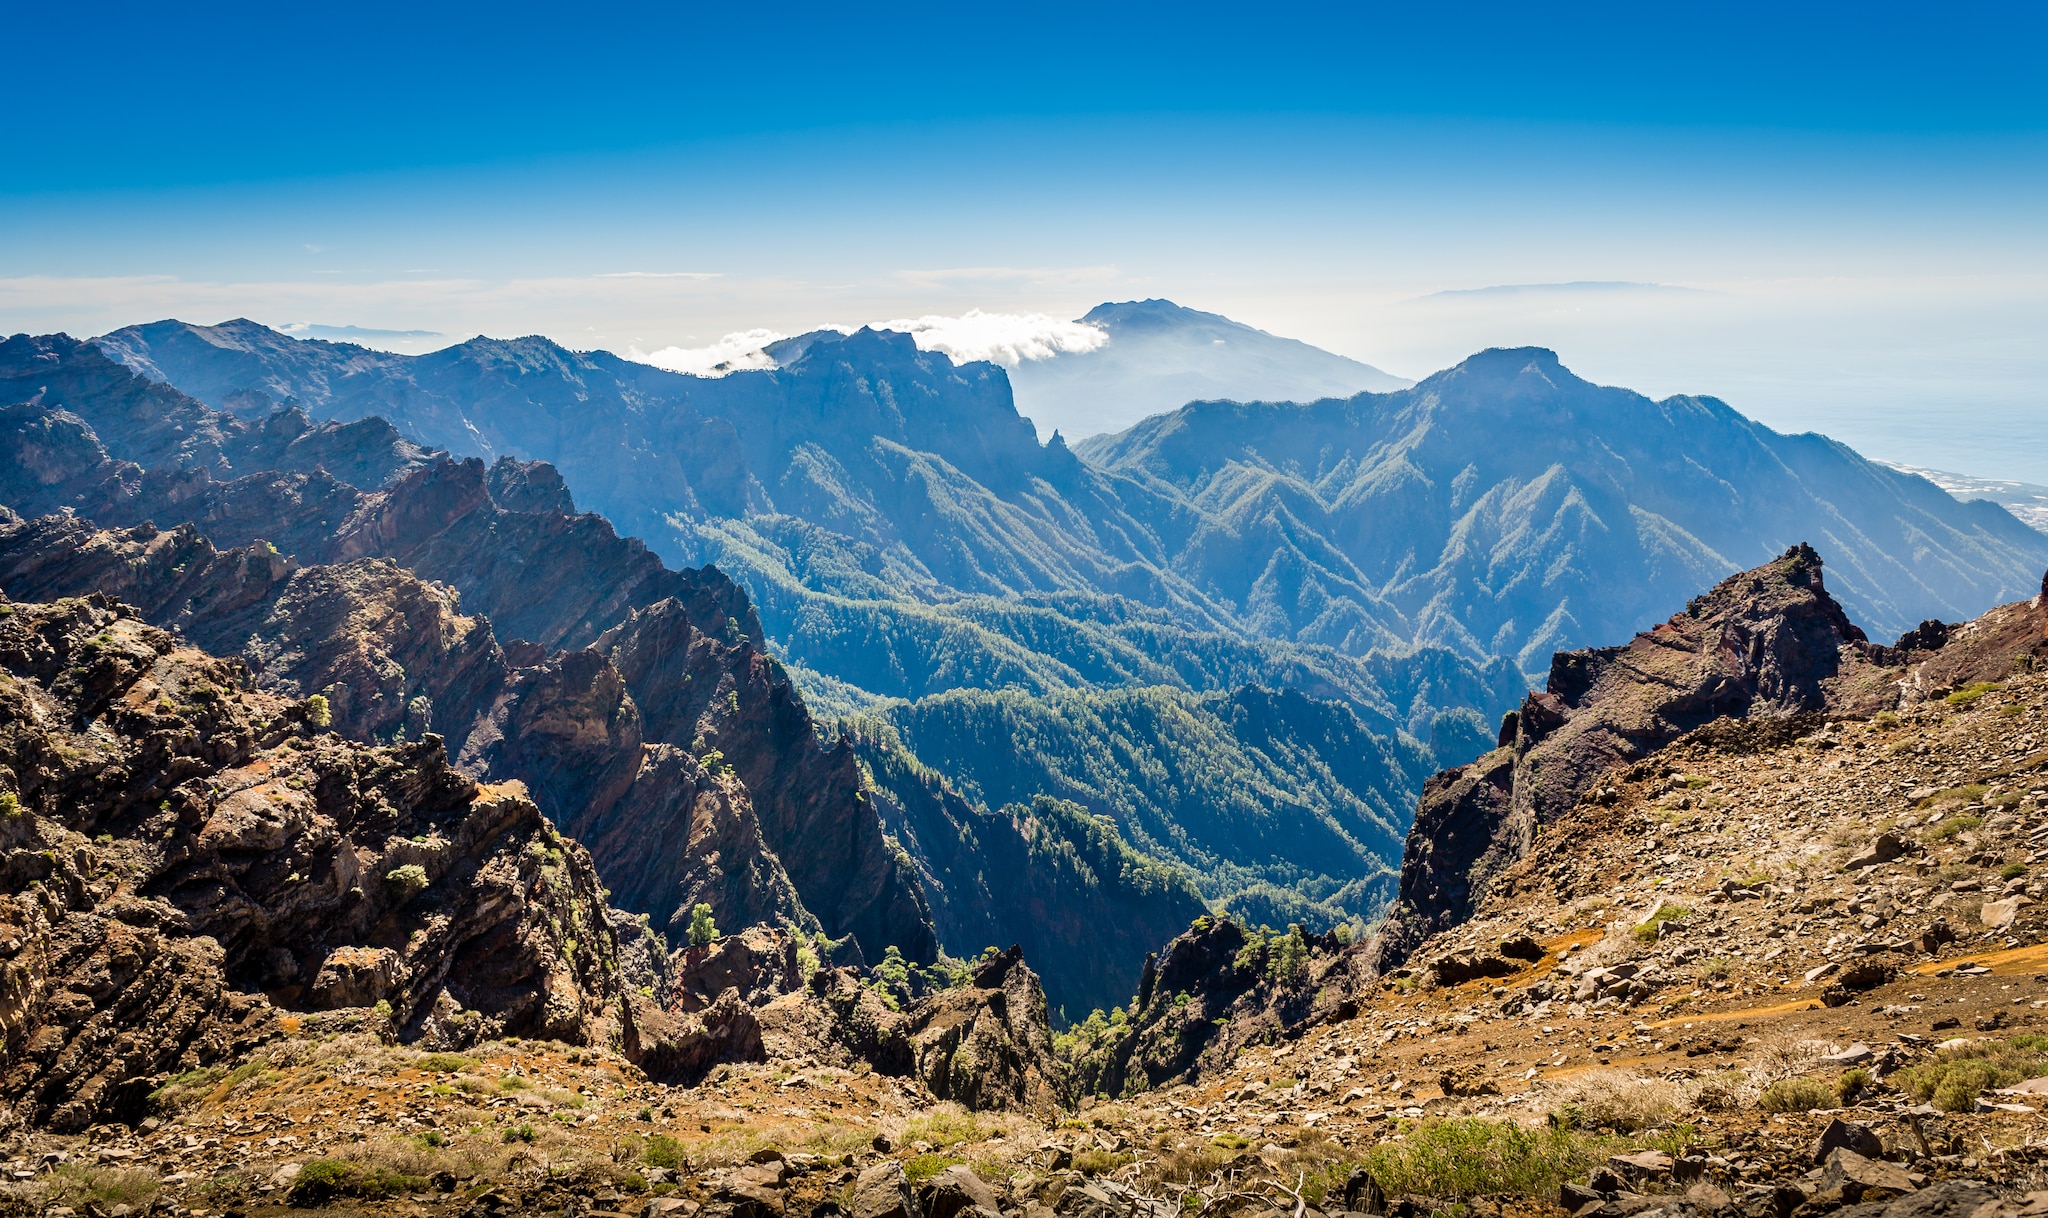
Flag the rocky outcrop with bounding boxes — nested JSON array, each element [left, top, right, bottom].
[[897, 946, 1060, 1114], [1365, 548, 2048, 982], [1056, 915, 1362, 1100], [0, 389, 942, 966], [621, 989, 765, 1086], [601, 598, 935, 964], [0, 592, 628, 1132]]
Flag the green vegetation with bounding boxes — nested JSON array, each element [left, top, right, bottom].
[[1072, 1149, 1134, 1176], [1354, 1119, 1693, 1205], [415, 1054, 471, 1074], [1919, 782, 1987, 808], [305, 693, 332, 728], [385, 864, 430, 901], [1945, 681, 2003, 708], [644, 1134, 685, 1169], [874, 685, 1429, 931], [846, 677, 1460, 1015], [2002, 862, 2029, 880], [1633, 904, 1690, 943], [852, 722, 1208, 1015], [1758, 1077, 1835, 1113], [686, 902, 719, 947], [286, 1159, 424, 1206], [0, 791, 18, 818], [1925, 815, 1984, 841], [1898, 1035, 2048, 1112], [1836, 1068, 1873, 1105], [503, 1124, 537, 1144], [44, 1165, 161, 1212], [904, 1152, 964, 1183]]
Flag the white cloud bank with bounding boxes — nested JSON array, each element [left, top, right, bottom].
[[873, 309, 1106, 366], [634, 327, 792, 376], [634, 310, 1107, 377]]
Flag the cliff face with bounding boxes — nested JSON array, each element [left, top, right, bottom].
[[1322, 544, 2045, 996], [0, 352, 937, 966], [0, 592, 626, 1133]]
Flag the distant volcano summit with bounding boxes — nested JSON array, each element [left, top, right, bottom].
[[1007, 299, 1410, 440]]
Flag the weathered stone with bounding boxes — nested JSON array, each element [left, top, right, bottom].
[[851, 1161, 922, 1218], [1812, 1118, 1885, 1164], [1846, 834, 1909, 870], [1607, 1151, 1673, 1181], [1981, 897, 2033, 929], [1818, 1149, 1915, 1204], [921, 1166, 1000, 1218]]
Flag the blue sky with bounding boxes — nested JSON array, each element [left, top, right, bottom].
[[6, 1, 2046, 477]]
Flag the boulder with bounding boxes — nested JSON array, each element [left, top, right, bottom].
[[851, 1162, 922, 1218], [1342, 1168, 1387, 1216], [921, 1166, 1000, 1218], [1981, 897, 2033, 929], [1819, 1149, 1916, 1204], [1847, 834, 1909, 870], [1811, 1118, 1885, 1164], [1860, 1182, 1997, 1218], [1607, 1150, 1672, 1181]]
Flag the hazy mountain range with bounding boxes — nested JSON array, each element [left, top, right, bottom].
[[74, 305, 2048, 964]]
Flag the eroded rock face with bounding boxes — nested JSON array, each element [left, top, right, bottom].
[[897, 947, 1060, 1114], [0, 593, 628, 1132], [1367, 545, 1905, 973], [0, 404, 940, 965]]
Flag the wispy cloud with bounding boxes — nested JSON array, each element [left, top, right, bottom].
[[596, 271, 722, 279], [1413, 280, 1711, 301], [873, 309, 1107, 366], [891, 265, 1121, 290]]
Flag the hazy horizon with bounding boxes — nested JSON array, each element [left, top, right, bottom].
[[7, 3, 2044, 480]]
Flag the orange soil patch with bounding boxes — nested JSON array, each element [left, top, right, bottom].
[[1648, 996, 1825, 1029], [1912, 940, 2048, 977]]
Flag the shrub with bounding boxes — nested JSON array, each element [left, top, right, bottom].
[[305, 693, 333, 728], [286, 1159, 356, 1206], [45, 1165, 161, 1211], [0, 791, 19, 817], [1359, 1119, 1682, 1204], [687, 902, 719, 947], [1549, 1071, 1684, 1132], [415, 1053, 471, 1074], [1633, 905, 1690, 943], [1835, 1068, 1873, 1105], [2001, 863, 2028, 881], [1071, 1149, 1134, 1176], [503, 1124, 537, 1144], [644, 1134, 684, 1169], [386, 864, 430, 901], [1759, 1076, 1834, 1113], [1898, 1035, 2048, 1112]]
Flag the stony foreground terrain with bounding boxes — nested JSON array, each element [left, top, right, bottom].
[[2, 555, 2046, 1218]]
